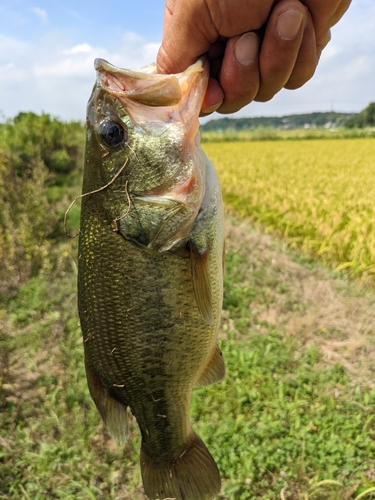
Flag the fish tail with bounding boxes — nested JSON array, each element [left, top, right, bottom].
[[140, 430, 220, 500]]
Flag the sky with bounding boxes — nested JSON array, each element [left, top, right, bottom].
[[0, 0, 374, 122]]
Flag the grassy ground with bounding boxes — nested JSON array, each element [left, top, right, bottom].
[[2, 213, 375, 499]]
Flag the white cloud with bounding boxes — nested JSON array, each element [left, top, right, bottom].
[[34, 57, 93, 77], [320, 43, 341, 60], [0, 62, 28, 82], [0, 34, 30, 59], [0, 31, 159, 121], [31, 7, 48, 24], [63, 44, 92, 55], [142, 43, 160, 65]]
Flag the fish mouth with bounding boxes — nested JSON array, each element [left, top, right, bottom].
[[94, 57, 209, 138]]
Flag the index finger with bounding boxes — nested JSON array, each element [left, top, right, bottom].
[[162, 0, 175, 37], [157, 0, 216, 74]]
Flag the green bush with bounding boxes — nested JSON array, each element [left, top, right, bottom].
[[0, 112, 84, 181], [0, 113, 85, 296]]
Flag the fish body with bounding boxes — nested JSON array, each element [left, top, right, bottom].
[[78, 57, 225, 500]]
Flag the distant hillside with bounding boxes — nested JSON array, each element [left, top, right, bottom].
[[201, 111, 358, 131]]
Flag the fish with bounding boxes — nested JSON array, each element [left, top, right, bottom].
[[78, 56, 225, 500]]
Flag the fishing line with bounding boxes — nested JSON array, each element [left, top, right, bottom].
[[110, 141, 144, 231], [64, 157, 129, 238], [111, 180, 131, 232]]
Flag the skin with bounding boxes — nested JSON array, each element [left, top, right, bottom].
[[156, 0, 352, 114]]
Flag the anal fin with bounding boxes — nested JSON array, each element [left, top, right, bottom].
[[195, 344, 226, 388], [85, 359, 128, 444]]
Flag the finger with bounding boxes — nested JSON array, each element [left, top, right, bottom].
[[284, 9, 318, 89], [255, 0, 307, 102], [162, 0, 175, 38], [213, 32, 260, 114], [157, 0, 217, 74], [316, 29, 331, 59], [200, 41, 226, 114], [206, 0, 276, 37], [200, 78, 224, 116], [330, 0, 352, 26], [157, 0, 276, 75]]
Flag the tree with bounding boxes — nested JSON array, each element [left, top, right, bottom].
[[345, 102, 375, 128]]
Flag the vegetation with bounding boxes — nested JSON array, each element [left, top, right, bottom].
[[204, 138, 375, 282], [345, 103, 375, 129], [0, 112, 84, 297], [2, 113, 375, 499]]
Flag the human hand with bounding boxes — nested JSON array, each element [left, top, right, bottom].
[[156, 0, 351, 115]]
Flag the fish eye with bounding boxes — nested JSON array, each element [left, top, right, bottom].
[[98, 118, 128, 148]]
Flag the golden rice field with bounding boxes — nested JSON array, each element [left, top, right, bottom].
[[204, 138, 375, 280]]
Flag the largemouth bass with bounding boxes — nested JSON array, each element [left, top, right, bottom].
[[78, 56, 225, 500]]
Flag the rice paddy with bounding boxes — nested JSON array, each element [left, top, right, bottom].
[[204, 138, 375, 281]]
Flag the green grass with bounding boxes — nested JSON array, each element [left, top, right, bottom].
[[0, 264, 143, 499], [2, 216, 375, 499], [195, 241, 375, 499]]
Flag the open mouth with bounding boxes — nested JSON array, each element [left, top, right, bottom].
[[94, 57, 209, 137]]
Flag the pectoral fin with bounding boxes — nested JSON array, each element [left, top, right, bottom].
[[85, 359, 129, 444], [190, 244, 213, 325], [195, 345, 226, 388]]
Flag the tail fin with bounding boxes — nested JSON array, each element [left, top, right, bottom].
[[140, 430, 220, 500]]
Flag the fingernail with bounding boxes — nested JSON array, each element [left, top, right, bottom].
[[234, 32, 258, 67], [201, 102, 222, 115], [276, 10, 304, 40]]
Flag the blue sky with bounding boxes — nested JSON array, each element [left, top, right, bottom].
[[1, 0, 374, 121]]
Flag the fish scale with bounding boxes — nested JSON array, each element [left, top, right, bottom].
[[80, 211, 208, 450]]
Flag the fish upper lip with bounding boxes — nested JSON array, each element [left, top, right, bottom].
[[94, 57, 207, 79], [94, 57, 209, 109]]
